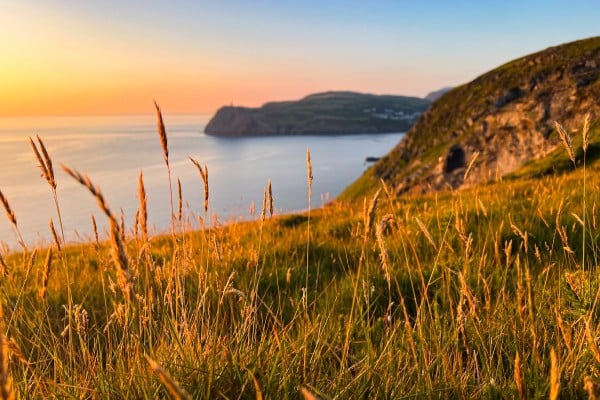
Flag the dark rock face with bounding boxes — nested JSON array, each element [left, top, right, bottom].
[[444, 145, 465, 173], [495, 87, 524, 107], [371, 36, 600, 195]]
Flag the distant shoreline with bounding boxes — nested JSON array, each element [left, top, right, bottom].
[[205, 130, 407, 138], [205, 91, 429, 137]]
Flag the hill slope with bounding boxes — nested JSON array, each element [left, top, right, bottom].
[[346, 36, 600, 197], [424, 86, 453, 102], [204, 91, 430, 136]]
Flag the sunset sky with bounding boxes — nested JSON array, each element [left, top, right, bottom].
[[1, 1, 598, 116]]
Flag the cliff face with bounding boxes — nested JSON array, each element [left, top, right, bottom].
[[370, 37, 600, 195], [204, 91, 430, 136]]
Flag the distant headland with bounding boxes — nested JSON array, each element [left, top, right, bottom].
[[204, 91, 430, 137]]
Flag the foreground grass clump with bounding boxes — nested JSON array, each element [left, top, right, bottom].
[[2, 112, 600, 398]]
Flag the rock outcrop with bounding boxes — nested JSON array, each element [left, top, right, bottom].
[[369, 37, 600, 195]]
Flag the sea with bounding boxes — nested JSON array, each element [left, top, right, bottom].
[[0, 114, 404, 250]]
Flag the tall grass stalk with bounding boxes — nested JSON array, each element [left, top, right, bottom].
[[49, 219, 61, 252], [62, 165, 131, 298], [0, 253, 7, 277], [0, 190, 26, 252], [145, 355, 192, 400], [138, 171, 149, 244], [154, 101, 175, 237], [30, 135, 65, 242], [189, 157, 209, 218], [0, 334, 14, 400], [306, 149, 313, 300], [582, 114, 590, 296]]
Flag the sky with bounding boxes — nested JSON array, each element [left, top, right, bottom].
[[0, 1, 598, 116]]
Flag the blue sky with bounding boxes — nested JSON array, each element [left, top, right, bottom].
[[1, 0, 598, 115]]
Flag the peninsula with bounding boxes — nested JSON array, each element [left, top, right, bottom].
[[204, 91, 430, 136]]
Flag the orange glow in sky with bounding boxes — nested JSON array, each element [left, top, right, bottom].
[[1, 1, 598, 116]]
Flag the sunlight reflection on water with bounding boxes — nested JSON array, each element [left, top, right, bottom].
[[0, 114, 403, 250]]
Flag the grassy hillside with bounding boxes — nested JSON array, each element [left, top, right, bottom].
[[1, 109, 600, 398], [205, 91, 430, 136], [348, 36, 600, 197]]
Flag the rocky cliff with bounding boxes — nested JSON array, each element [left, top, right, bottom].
[[365, 37, 600, 195], [204, 91, 430, 136]]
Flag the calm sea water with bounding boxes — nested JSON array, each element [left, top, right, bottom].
[[0, 114, 403, 249]]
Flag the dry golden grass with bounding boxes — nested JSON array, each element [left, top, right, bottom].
[[37, 248, 53, 301], [267, 179, 274, 218], [61, 165, 131, 296], [0, 335, 14, 400], [30, 135, 65, 241], [0, 253, 7, 277], [0, 110, 598, 398], [0, 191, 16, 228], [154, 101, 169, 168], [189, 157, 209, 215], [138, 171, 149, 242], [49, 219, 61, 252], [154, 101, 176, 234], [463, 150, 480, 182], [91, 214, 99, 246], [145, 355, 192, 400], [29, 135, 56, 190], [306, 148, 313, 199], [549, 348, 560, 400], [414, 216, 437, 251], [0, 190, 25, 251], [514, 352, 524, 400], [554, 121, 575, 166], [177, 178, 183, 223]]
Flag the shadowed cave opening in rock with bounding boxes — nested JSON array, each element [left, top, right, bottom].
[[444, 145, 466, 173]]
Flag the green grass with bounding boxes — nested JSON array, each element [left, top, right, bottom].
[[2, 117, 600, 399], [508, 123, 600, 179]]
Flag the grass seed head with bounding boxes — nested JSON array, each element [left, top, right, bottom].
[[145, 355, 192, 400], [91, 214, 99, 245], [553, 121, 576, 166], [364, 189, 381, 240], [0, 253, 6, 276], [415, 216, 438, 251], [0, 191, 16, 226], [63, 165, 131, 295], [154, 101, 169, 167], [189, 157, 209, 214], [177, 178, 183, 222], [30, 135, 56, 190], [267, 180, 274, 218], [138, 171, 148, 241], [38, 248, 53, 301], [260, 186, 267, 223], [49, 219, 61, 252], [464, 151, 480, 182], [583, 113, 591, 153]]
